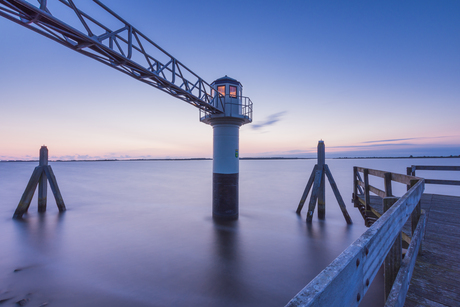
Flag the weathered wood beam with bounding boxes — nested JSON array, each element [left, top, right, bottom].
[[38, 145, 48, 212], [425, 179, 460, 186], [317, 141, 326, 220], [413, 165, 460, 171], [324, 165, 352, 224], [13, 166, 44, 219], [296, 165, 318, 214], [44, 165, 66, 212], [384, 172, 393, 197], [306, 169, 322, 223], [356, 167, 420, 185], [369, 185, 386, 199]]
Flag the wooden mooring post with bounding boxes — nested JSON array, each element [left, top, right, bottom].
[[383, 197, 401, 303], [296, 141, 352, 224], [13, 146, 66, 219]]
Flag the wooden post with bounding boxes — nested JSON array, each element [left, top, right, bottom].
[[306, 169, 322, 223], [38, 146, 48, 212], [296, 165, 318, 214], [409, 179, 421, 236], [383, 196, 402, 303], [364, 168, 370, 212], [13, 146, 66, 219], [406, 167, 412, 191], [317, 141, 326, 219], [353, 167, 358, 207], [384, 172, 392, 197], [297, 141, 352, 224]]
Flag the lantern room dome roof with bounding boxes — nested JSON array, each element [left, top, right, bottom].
[[212, 75, 242, 86]]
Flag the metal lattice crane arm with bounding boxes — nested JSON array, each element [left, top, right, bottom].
[[0, 0, 223, 114]]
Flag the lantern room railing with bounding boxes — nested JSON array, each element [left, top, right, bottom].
[[199, 94, 253, 124]]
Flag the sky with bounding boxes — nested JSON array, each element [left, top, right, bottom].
[[0, 0, 459, 160]]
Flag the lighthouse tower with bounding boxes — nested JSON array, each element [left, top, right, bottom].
[[200, 76, 252, 220]]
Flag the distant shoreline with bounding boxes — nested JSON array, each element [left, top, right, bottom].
[[2, 155, 460, 163]]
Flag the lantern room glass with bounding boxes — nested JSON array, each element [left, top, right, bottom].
[[217, 85, 225, 97], [229, 85, 237, 98]]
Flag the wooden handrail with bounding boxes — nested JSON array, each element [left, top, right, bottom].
[[285, 179, 425, 307], [355, 167, 422, 185], [408, 165, 460, 186], [412, 165, 460, 171]]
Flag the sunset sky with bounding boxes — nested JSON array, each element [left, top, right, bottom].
[[0, 0, 459, 160]]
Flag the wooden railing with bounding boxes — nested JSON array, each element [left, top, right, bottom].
[[407, 165, 460, 186], [286, 168, 425, 307], [352, 167, 423, 227]]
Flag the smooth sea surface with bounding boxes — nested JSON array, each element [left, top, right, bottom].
[[1, 158, 459, 306]]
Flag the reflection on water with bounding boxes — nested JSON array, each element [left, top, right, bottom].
[[210, 220, 245, 305], [1, 158, 459, 306]]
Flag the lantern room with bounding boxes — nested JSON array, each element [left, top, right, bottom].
[[201, 75, 252, 125]]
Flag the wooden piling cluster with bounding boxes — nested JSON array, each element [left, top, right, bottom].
[[13, 146, 66, 219], [286, 169, 425, 306], [296, 141, 352, 224]]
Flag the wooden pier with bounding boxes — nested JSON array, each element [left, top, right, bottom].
[[356, 166, 460, 306], [286, 165, 460, 307], [361, 193, 460, 306]]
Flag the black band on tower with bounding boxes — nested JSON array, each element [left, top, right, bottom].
[[212, 173, 238, 220]]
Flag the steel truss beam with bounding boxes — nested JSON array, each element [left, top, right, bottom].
[[0, 0, 223, 114]]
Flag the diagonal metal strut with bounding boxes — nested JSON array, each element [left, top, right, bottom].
[[0, 0, 223, 114]]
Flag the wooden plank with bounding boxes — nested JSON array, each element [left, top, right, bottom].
[[44, 165, 66, 212], [427, 213, 460, 226], [285, 180, 424, 307], [414, 165, 460, 171], [391, 173, 418, 185], [356, 167, 420, 185], [411, 261, 460, 285], [405, 293, 450, 307], [369, 185, 386, 198], [385, 213, 426, 307], [13, 166, 43, 219], [406, 192, 460, 307], [407, 279, 460, 306], [296, 165, 317, 214], [306, 169, 322, 223], [324, 165, 352, 224], [425, 179, 460, 186]]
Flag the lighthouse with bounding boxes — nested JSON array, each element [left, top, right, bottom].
[[200, 76, 252, 220]]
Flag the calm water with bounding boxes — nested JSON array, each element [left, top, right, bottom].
[[1, 158, 459, 306]]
